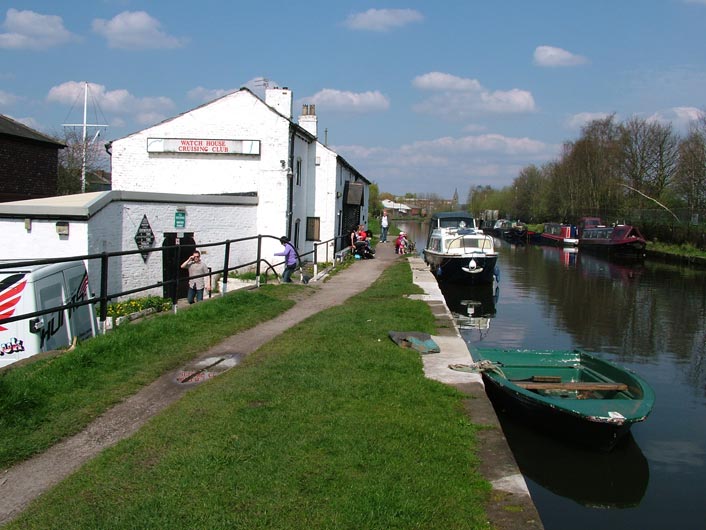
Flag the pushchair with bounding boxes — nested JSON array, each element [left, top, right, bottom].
[[353, 240, 376, 259]]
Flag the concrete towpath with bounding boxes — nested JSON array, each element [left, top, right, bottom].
[[0, 240, 542, 529]]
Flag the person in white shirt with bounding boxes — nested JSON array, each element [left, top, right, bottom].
[[380, 210, 389, 243]]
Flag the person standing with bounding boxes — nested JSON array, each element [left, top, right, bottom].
[[380, 210, 389, 242], [181, 250, 210, 304], [275, 236, 298, 283]]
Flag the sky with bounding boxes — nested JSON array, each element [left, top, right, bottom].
[[2, 1, 706, 200]]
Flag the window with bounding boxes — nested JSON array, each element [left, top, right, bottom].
[[306, 217, 320, 241], [296, 158, 302, 186]]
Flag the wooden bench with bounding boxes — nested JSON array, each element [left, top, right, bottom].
[[514, 381, 628, 391]]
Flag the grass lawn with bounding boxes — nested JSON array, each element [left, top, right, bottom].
[[0, 287, 296, 469], [5, 262, 491, 529]]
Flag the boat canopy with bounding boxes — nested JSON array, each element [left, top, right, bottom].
[[429, 211, 477, 229]]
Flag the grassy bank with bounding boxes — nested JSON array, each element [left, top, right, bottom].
[[6, 262, 491, 529], [646, 240, 706, 259], [0, 287, 296, 469]]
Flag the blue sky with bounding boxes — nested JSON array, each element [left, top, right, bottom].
[[2, 1, 706, 199]]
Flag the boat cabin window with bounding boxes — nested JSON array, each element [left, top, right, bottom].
[[612, 226, 629, 238], [448, 239, 481, 249], [439, 218, 476, 229]]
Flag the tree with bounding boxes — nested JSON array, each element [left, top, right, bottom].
[[368, 182, 381, 217], [619, 117, 679, 204], [54, 128, 110, 195], [675, 129, 706, 211], [511, 164, 547, 222]]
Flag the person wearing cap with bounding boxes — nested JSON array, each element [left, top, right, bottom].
[[395, 232, 408, 254], [274, 236, 298, 283]]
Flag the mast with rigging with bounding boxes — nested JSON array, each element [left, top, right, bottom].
[[62, 82, 108, 193]]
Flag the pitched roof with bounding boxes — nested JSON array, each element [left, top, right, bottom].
[[112, 87, 315, 143], [0, 114, 65, 147]]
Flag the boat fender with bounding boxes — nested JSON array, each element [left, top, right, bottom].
[[436, 266, 443, 277]]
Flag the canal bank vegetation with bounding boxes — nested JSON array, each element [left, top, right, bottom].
[[4, 262, 491, 529], [466, 113, 706, 250]]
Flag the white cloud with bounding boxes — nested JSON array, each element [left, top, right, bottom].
[[187, 86, 239, 103], [6, 115, 42, 131], [306, 88, 390, 112], [92, 11, 186, 50], [47, 81, 175, 127], [672, 106, 704, 122], [344, 8, 423, 31], [480, 89, 536, 113], [413, 72, 482, 92], [0, 89, 20, 106], [0, 8, 77, 50], [534, 45, 587, 67], [402, 134, 548, 156], [334, 133, 557, 195], [566, 112, 612, 130], [646, 107, 705, 131], [413, 72, 536, 117]]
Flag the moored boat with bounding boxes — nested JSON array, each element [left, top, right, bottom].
[[455, 348, 655, 451], [423, 211, 498, 285], [490, 219, 528, 243], [578, 223, 647, 258], [540, 222, 578, 247]]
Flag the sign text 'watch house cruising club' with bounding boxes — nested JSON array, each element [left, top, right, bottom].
[[147, 138, 261, 155]]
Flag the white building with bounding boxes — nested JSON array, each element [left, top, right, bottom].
[[0, 191, 257, 300], [0, 86, 370, 300], [381, 199, 412, 215], [110, 86, 370, 262]]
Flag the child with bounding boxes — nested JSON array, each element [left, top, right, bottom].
[[395, 232, 408, 254]]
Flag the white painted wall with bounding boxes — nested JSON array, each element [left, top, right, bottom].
[[0, 219, 89, 259], [85, 200, 257, 298], [0, 193, 258, 301], [111, 89, 291, 256]]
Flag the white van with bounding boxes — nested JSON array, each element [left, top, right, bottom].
[[0, 261, 98, 368]]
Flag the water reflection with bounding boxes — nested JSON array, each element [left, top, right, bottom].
[[395, 216, 706, 529], [497, 413, 649, 509], [539, 245, 578, 269], [440, 282, 498, 338], [577, 251, 644, 282]]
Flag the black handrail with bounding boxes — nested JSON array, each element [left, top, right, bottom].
[[0, 232, 350, 331]]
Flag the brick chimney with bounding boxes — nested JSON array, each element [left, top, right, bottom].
[[298, 103, 318, 137]]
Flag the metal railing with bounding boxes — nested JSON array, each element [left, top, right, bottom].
[[0, 233, 351, 333]]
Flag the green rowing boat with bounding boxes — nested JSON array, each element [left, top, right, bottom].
[[458, 348, 655, 451]]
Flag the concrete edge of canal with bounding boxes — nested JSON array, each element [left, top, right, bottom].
[[407, 255, 545, 530]]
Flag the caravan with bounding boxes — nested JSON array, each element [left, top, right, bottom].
[[0, 261, 97, 368]]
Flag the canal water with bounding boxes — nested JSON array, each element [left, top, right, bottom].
[[397, 221, 706, 530]]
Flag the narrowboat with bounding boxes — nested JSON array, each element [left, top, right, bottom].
[[540, 223, 578, 247], [578, 224, 647, 258]]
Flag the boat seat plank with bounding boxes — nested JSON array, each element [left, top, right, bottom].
[[515, 381, 628, 391]]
